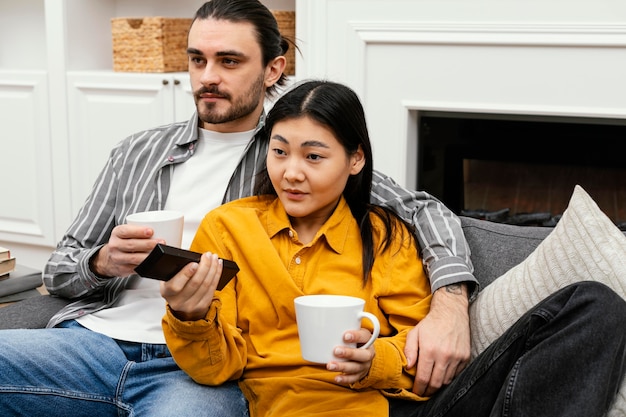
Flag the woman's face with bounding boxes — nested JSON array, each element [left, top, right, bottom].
[[267, 116, 365, 228]]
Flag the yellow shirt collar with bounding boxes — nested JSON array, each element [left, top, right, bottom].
[[265, 196, 355, 254]]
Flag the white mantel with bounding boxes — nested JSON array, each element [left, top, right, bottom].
[[295, 0, 626, 189]]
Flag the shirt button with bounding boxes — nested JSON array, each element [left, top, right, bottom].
[[167, 156, 175, 162], [288, 230, 294, 238], [295, 257, 301, 265]]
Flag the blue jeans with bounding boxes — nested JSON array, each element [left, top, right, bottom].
[[390, 282, 626, 417], [0, 320, 248, 417]]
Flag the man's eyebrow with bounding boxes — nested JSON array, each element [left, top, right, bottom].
[[187, 47, 203, 56], [216, 50, 246, 58], [187, 48, 247, 59]]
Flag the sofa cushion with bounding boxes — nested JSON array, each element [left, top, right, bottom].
[[469, 184, 626, 355], [468, 184, 626, 416], [0, 295, 71, 329]]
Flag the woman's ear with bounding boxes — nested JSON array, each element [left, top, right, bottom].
[[350, 146, 366, 175]]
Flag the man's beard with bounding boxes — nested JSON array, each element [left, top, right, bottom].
[[195, 74, 265, 125]]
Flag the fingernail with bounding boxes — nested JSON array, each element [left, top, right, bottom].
[[334, 347, 344, 356], [327, 363, 337, 371], [344, 333, 354, 342]]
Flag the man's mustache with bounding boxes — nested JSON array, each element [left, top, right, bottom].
[[195, 86, 230, 99]]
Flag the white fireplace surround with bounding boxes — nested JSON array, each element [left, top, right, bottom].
[[295, 0, 626, 189]]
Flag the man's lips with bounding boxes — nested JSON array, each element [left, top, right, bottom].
[[199, 93, 226, 101]]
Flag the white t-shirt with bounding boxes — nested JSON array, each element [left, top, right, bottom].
[[76, 128, 253, 343]]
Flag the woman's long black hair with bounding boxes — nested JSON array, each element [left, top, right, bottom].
[[255, 80, 417, 284]]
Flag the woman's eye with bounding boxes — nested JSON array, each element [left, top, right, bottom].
[[272, 148, 286, 156], [308, 154, 322, 161]]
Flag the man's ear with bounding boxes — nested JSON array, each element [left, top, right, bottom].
[[350, 146, 366, 175], [265, 55, 287, 87]]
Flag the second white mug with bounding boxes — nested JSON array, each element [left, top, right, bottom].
[[294, 294, 380, 364], [126, 210, 184, 248]]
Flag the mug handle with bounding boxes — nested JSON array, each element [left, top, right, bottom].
[[357, 311, 381, 349]]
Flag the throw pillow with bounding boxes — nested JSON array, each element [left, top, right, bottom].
[[468, 185, 626, 416]]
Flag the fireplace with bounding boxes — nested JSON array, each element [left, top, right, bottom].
[[417, 113, 626, 226]]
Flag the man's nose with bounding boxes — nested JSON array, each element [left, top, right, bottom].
[[199, 63, 220, 86]]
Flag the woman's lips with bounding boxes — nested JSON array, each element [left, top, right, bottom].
[[284, 189, 306, 200]]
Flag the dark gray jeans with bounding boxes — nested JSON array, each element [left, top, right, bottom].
[[390, 281, 626, 417]]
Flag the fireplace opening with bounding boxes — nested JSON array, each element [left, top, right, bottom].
[[417, 112, 626, 228]]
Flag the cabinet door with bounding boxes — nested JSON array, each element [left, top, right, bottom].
[[0, 70, 57, 246], [172, 74, 195, 122], [66, 71, 187, 215]]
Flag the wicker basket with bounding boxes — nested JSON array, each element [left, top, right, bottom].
[[112, 17, 192, 73], [272, 10, 296, 76]]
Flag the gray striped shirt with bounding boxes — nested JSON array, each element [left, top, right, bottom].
[[43, 113, 476, 328]]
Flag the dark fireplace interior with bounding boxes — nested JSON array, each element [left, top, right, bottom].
[[417, 112, 626, 228]]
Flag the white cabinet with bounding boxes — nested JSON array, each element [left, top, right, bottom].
[[0, 0, 295, 268], [0, 70, 56, 247], [66, 71, 194, 213]]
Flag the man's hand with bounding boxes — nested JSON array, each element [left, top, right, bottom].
[[405, 283, 471, 397], [90, 224, 162, 278]]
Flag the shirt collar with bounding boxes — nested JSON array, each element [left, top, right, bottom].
[[179, 110, 266, 148], [266, 196, 354, 254]]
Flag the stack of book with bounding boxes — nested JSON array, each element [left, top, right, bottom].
[[0, 246, 44, 303], [0, 246, 16, 278]]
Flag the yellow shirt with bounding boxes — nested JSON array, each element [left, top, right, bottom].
[[162, 196, 432, 417]]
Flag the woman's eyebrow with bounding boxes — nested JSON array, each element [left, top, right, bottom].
[[302, 140, 330, 149], [271, 135, 330, 149], [271, 134, 288, 143]]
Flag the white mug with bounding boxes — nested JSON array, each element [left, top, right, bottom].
[[294, 294, 381, 364], [126, 210, 184, 248]]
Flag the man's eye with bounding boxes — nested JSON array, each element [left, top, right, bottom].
[[190, 56, 205, 65], [222, 58, 238, 66]]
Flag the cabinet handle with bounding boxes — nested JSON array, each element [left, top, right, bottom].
[[162, 79, 169, 85], [174, 79, 181, 85]]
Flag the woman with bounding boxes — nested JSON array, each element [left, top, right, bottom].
[[161, 80, 432, 416]]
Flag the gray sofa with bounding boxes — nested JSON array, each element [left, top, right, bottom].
[[0, 216, 552, 329]]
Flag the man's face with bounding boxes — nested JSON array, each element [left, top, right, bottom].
[[187, 18, 268, 133]]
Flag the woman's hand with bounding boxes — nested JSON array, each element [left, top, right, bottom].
[[160, 252, 224, 321], [326, 328, 376, 385]]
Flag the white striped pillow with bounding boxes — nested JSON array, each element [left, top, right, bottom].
[[468, 185, 626, 416]]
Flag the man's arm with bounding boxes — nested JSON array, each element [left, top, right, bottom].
[[370, 170, 477, 396], [43, 129, 169, 299], [370, 170, 477, 293], [43, 154, 123, 299]]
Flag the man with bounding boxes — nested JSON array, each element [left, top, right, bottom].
[[0, 1, 474, 415]]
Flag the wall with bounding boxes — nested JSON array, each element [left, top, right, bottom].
[[295, 0, 626, 189]]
